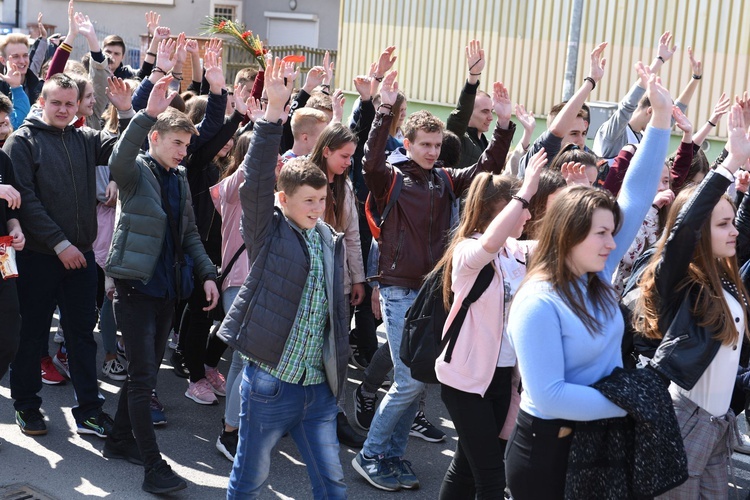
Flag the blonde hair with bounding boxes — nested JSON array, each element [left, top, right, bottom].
[[291, 107, 329, 140]]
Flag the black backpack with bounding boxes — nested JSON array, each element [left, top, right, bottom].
[[399, 262, 495, 383]]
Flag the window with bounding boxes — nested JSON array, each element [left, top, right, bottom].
[[211, 0, 242, 23]]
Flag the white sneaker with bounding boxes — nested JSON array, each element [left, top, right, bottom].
[[734, 430, 750, 454], [102, 358, 127, 381]]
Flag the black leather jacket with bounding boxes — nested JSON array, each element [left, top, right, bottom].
[[649, 168, 746, 390]]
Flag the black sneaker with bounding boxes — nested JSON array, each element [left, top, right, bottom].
[[353, 383, 378, 431], [216, 428, 238, 462], [77, 411, 114, 438], [16, 409, 47, 436], [390, 457, 420, 489], [143, 460, 187, 494], [336, 412, 365, 448], [350, 348, 370, 370], [103, 436, 144, 465], [170, 350, 190, 379], [352, 451, 401, 491], [409, 411, 446, 442]]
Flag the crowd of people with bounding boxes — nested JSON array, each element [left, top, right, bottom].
[[1, 3, 750, 498]]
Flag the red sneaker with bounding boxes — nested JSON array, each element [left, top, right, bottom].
[[53, 345, 71, 379], [41, 356, 65, 385]]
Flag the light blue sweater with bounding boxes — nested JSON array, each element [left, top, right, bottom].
[[507, 126, 670, 421]]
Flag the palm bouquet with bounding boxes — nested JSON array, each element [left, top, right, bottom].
[[202, 17, 268, 69]]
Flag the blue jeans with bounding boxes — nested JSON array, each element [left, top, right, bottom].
[[362, 286, 424, 459], [227, 363, 346, 500], [10, 250, 102, 422]]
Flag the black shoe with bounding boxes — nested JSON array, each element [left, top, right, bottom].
[[143, 460, 187, 494], [216, 428, 238, 461], [16, 409, 47, 436], [170, 350, 189, 379], [353, 383, 378, 431], [77, 411, 114, 438], [337, 412, 365, 448], [103, 436, 144, 465], [350, 348, 370, 370]]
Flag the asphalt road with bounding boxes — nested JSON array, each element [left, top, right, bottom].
[[1, 317, 750, 499]]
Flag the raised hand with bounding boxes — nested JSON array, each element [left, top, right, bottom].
[[105, 76, 133, 111], [379, 70, 398, 107], [233, 84, 249, 116], [465, 39, 485, 83], [174, 32, 187, 65], [66, 0, 78, 38], [246, 96, 264, 123], [303, 66, 325, 93], [515, 104, 536, 134], [75, 12, 96, 42], [492, 81, 512, 126], [203, 50, 225, 93], [672, 106, 693, 134], [282, 60, 299, 83], [736, 91, 750, 127], [737, 170, 750, 194], [153, 26, 171, 42], [38, 12, 47, 39], [653, 188, 675, 208], [725, 103, 750, 169], [520, 148, 547, 199], [205, 37, 222, 59], [687, 46, 702, 77], [145, 74, 177, 118], [588, 42, 607, 84], [322, 50, 334, 85], [264, 58, 294, 122], [644, 71, 673, 129], [145, 10, 160, 37], [353, 75, 372, 100], [185, 38, 199, 55], [710, 92, 731, 124], [561, 161, 590, 186], [331, 88, 346, 123], [375, 46, 397, 77], [155, 38, 177, 74], [657, 31, 677, 62]]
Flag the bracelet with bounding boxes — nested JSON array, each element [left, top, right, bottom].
[[652, 204, 661, 211], [171, 75, 183, 81], [171, 72, 183, 76], [692, 74, 702, 80], [152, 66, 166, 75], [511, 195, 530, 209], [373, 75, 383, 82], [146, 51, 157, 58], [377, 104, 393, 116], [584, 76, 596, 90], [707, 119, 717, 127], [657, 55, 665, 63], [469, 72, 482, 76], [320, 84, 331, 88]]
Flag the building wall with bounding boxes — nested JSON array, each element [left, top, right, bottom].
[[338, 0, 750, 141], [20, 0, 211, 48], [242, 0, 339, 50]]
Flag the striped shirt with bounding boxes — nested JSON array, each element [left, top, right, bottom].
[[255, 226, 328, 385]]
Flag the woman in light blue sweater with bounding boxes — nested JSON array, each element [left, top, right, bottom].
[[504, 68, 674, 499]]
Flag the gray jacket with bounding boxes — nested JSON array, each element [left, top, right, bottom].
[[216, 119, 350, 398], [3, 116, 118, 254], [105, 111, 216, 284]]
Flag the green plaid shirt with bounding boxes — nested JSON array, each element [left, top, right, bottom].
[[255, 226, 328, 385]]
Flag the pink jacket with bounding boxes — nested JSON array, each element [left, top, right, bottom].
[[210, 169, 249, 292], [435, 236, 534, 396]]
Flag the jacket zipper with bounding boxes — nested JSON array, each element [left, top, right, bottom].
[[61, 131, 80, 243], [206, 209, 216, 242], [390, 229, 405, 270], [427, 170, 435, 265]]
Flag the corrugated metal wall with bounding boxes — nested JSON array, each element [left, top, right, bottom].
[[338, 0, 750, 138]]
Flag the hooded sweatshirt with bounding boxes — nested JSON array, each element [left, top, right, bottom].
[[3, 116, 118, 254]]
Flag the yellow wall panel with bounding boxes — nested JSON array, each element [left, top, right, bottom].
[[338, 0, 750, 139]]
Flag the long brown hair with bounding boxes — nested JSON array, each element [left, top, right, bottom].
[[220, 131, 252, 181], [434, 172, 520, 310], [309, 122, 357, 231], [634, 185, 749, 345], [525, 169, 566, 240], [524, 185, 621, 332]]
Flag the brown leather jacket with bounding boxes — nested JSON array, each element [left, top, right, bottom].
[[363, 112, 515, 289]]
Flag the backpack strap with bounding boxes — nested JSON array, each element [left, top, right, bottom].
[[216, 243, 247, 289], [435, 168, 456, 202], [379, 168, 404, 226], [440, 262, 495, 362]]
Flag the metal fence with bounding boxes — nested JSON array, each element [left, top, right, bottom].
[[68, 24, 142, 69], [224, 41, 337, 89]]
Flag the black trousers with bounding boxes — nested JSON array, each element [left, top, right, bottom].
[[439, 367, 513, 499], [505, 409, 575, 500], [0, 278, 20, 381]]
